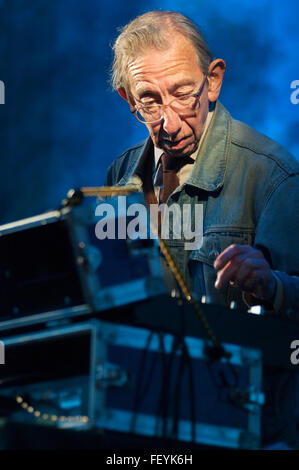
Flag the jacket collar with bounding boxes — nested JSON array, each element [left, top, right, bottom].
[[117, 101, 231, 192], [186, 101, 231, 192], [116, 138, 154, 187]]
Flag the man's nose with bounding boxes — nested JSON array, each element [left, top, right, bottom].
[[161, 106, 182, 136]]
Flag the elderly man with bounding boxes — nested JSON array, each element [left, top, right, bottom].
[[106, 11, 299, 448]]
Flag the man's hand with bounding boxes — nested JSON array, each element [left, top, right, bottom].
[[214, 244, 277, 302]]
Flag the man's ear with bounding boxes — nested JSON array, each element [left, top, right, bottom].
[[207, 59, 226, 102], [117, 87, 136, 112], [117, 87, 129, 102]]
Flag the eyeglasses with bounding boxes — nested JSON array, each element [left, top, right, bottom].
[[132, 73, 208, 124]]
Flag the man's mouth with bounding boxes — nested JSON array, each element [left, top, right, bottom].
[[163, 136, 190, 150]]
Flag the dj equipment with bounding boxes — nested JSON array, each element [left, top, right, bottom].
[[0, 192, 165, 331], [93, 320, 264, 450], [0, 317, 263, 449], [0, 321, 99, 422], [124, 294, 299, 370]]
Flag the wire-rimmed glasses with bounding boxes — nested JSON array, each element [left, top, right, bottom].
[[132, 73, 208, 124]]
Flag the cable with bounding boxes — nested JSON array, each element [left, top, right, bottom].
[[178, 300, 196, 443], [158, 237, 230, 359], [130, 330, 156, 433], [14, 395, 89, 425]]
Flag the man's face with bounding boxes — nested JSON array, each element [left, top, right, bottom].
[[126, 34, 210, 158]]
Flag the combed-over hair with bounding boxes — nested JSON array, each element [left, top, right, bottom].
[[111, 11, 213, 95]]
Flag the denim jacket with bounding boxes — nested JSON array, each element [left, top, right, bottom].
[[106, 101, 299, 316]]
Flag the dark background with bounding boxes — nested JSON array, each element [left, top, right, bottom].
[[0, 0, 298, 224]]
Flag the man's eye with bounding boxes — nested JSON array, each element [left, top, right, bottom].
[[176, 93, 192, 100], [142, 101, 158, 107]]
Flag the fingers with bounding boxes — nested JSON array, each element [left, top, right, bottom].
[[214, 244, 263, 271], [214, 245, 262, 288], [213, 244, 276, 300], [215, 255, 264, 289]]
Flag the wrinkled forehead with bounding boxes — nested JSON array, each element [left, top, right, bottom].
[[126, 34, 203, 93]]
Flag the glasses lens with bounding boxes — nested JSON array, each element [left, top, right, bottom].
[[137, 105, 161, 123], [171, 95, 197, 113]]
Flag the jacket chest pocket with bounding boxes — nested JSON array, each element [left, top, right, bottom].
[[188, 230, 255, 306]]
